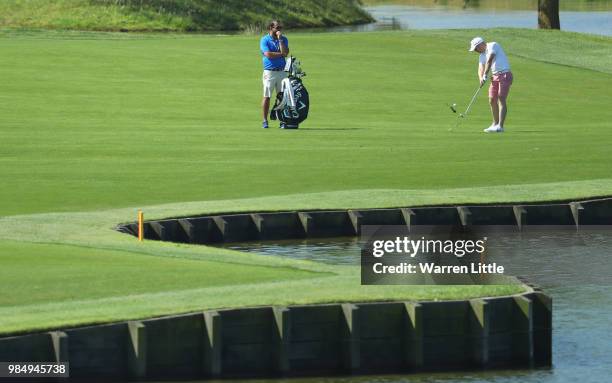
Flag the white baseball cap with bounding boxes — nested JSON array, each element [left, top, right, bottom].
[[469, 36, 485, 51]]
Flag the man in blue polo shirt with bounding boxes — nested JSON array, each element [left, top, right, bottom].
[[260, 20, 289, 129]]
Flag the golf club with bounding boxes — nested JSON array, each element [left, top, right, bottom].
[[449, 80, 486, 131], [461, 82, 485, 118]]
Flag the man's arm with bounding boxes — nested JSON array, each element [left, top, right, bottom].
[[479, 53, 495, 86], [263, 51, 285, 58], [483, 53, 495, 78], [274, 31, 289, 57], [279, 37, 289, 57], [262, 35, 288, 59]]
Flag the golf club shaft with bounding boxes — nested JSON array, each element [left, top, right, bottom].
[[463, 83, 484, 116]]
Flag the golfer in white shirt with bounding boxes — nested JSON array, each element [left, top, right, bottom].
[[469, 37, 514, 133]]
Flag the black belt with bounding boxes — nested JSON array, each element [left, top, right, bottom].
[[268, 67, 284, 71]]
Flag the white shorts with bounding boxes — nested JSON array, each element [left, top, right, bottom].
[[262, 70, 287, 98]]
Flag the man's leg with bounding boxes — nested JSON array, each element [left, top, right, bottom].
[[497, 73, 512, 128], [489, 96, 500, 126], [488, 80, 500, 126], [498, 95, 508, 128], [262, 97, 270, 122], [261, 71, 272, 128]]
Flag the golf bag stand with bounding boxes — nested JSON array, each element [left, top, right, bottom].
[[270, 56, 309, 129]]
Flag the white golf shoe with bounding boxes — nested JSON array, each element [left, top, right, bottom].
[[484, 124, 504, 133]]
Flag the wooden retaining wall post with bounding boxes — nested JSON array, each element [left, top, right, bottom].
[[532, 292, 553, 366], [513, 206, 527, 230], [457, 207, 472, 227], [404, 302, 424, 370], [149, 221, 168, 241], [203, 311, 222, 377], [298, 212, 313, 234], [127, 321, 147, 380], [49, 331, 68, 363], [470, 299, 490, 367], [400, 208, 415, 231], [513, 296, 535, 366], [347, 210, 363, 235], [569, 202, 583, 228], [212, 217, 228, 239], [251, 213, 264, 234], [341, 303, 360, 372], [273, 307, 291, 374], [178, 219, 194, 242]]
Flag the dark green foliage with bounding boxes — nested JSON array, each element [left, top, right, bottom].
[[89, 0, 374, 31]]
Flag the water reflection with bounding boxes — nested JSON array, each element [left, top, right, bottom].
[[363, 0, 612, 12], [323, 1, 612, 36], [224, 236, 360, 265], [225, 228, 612, 287]]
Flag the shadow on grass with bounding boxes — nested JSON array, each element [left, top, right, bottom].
[[298, 127, 365, 131]]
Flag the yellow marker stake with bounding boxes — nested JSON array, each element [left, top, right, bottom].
[[138, 210, 144, 241]]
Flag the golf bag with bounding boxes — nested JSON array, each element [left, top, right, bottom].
[[270, 57, 309, 129]]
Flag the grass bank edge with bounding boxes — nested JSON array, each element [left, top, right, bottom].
[[0, 282, 527, 336], [124, 180, 612, 223]]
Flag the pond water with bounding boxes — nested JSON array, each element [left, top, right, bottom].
[[326, 0, 612, 36], [219, 228, 612, 383]]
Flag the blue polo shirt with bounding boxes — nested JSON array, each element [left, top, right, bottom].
[[260, 34, 289, 70]]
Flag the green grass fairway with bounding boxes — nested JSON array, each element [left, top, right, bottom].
[[1, 29, 611, 216], [0, 28, 610, 334]]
